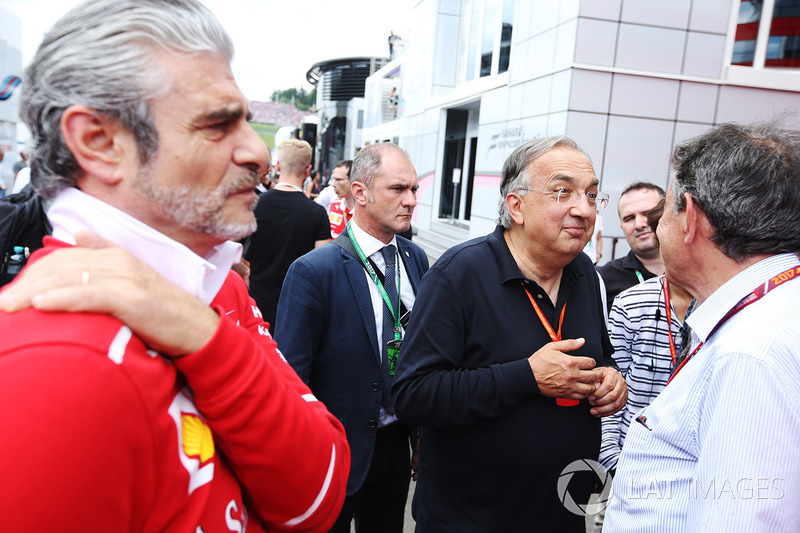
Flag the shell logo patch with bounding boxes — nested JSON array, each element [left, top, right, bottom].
[[181, 413, 215, 465], [169, 391, 215, 493], [330, 212, 343, 225]]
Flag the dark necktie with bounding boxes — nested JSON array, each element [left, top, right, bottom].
[[380, 244, 398, 414]]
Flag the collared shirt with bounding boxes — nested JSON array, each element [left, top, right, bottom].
[[599, 275, 682, 472], [348, 219, 415, 426], [47, 187, 242, 305], [11, 166, 31, 195], [597, 250, 658, 312], [604, 253, 800, 532]]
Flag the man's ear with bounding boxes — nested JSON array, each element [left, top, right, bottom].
[[351, 180, 369, 207], [506, 192, 525, 226], [61, 105, 131, 186], [682, 193, 708, 244]]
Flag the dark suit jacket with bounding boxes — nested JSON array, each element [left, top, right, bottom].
[[275, 229, 429, 495]]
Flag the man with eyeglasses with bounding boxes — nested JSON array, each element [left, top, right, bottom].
[[394, 136, 627, 532]]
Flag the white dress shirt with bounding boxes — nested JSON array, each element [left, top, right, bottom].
[[348, 220, 415, 426], [604, 253, 800, 532], [47, 187, 242, 305], [11, 166, 31, 194]]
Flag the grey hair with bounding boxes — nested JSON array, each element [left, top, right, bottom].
[[497, 135, 590, 229], [20, 0, 234, 199], [350, 142, 412, 188], [670, 122, 800, 261]]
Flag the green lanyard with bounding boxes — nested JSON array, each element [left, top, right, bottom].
[[346, 224, 403, 343]]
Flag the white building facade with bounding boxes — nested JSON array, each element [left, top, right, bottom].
[[362, 0, 800, 262]]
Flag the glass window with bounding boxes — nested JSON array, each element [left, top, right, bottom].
[[731, 0, 800, 69], [766, 35, 800, 65], [498, 0, 515, 74], [466, 1, 481, 81], [774, 0, 800, 17], [480, 1, 498, 77], [767, 0, 800, 66], [733, 39, 758, 64], [733, 0, 761, 65], [738, 0, 763, 23]]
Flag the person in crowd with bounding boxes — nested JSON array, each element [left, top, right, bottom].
[[304, 169, 321, 199], [12, 148, 29, 176], [0, 150, 7, 197], [328, 160, 354, 238], [388, 87, 399, 119], [245, 139, 330, 334], [0, 1, 349, 530], [256, 146, 273, 194], [593, 199, 694, 533], [583, 212, 603, 264], [597, 182, 665, 311], [388, 31, 401, 58], [599, 198, 695, 475], [275, 143, 429, 533], [393, 136, 627, 532], [604, 122, 800, 531], [315, 177, 338, 213]]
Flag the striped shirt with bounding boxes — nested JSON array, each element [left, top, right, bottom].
[[599, 276, 683, 472], [604, 253, 800, 532]]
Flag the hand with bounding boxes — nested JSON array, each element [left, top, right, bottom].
[[588, 367, 628, 417], [528, 338, 605, 400], [0, 231, 219, 356]]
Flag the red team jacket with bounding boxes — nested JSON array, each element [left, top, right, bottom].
[[0, 239, 350, 532], [328, 198, 353, 239]]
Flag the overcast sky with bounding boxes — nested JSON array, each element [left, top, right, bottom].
[[1, 0, 414, 102]]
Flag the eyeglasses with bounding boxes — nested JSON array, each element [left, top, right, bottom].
[[517, 187, 610, 211]]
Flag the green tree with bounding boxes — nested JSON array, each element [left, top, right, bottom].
[[270, 87, 317, 111]]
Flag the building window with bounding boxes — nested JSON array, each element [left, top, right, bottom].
[[767, 0, 800, 66], [498, 0, 514, 74], [732, 0, 800, 68], [480, 2, 498, 76], [463, 0, 515, 81], [733, 38, 757, 64]]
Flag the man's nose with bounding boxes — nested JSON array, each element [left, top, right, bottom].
[[403, 188, 417, 208], [233, 122, 269, 171], [570, 192, 594, 217]]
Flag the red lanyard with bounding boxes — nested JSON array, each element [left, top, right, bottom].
[[523, 283, 577, 406], [662, 279, 678, 367], [667, 264, 800, 385], [524, 286, 567, 342]]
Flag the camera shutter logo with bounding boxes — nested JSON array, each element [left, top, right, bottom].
[[557, 459, 613, 516]]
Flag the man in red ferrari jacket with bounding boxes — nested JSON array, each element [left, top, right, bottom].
[[0, 0, 349, 531]]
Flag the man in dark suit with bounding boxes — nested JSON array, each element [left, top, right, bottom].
[[275, 142, 428, 533]]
